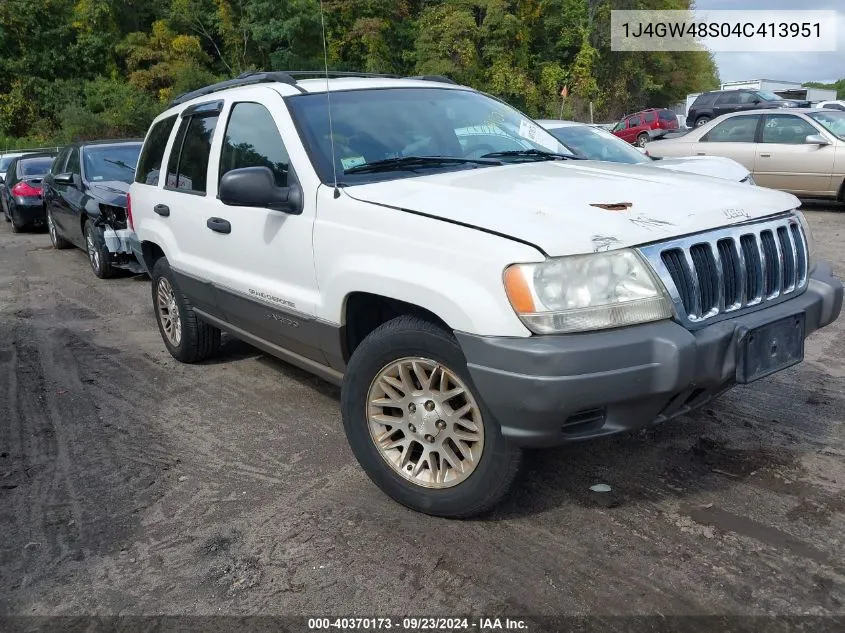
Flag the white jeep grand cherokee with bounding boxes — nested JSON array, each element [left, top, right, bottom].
[[129, 72, 842, 517]]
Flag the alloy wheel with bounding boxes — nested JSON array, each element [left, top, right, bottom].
[[156, 277, 182, 347], [85, 228, 101, 273], [366, 357, 484, 489]]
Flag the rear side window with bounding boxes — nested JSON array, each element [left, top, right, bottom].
[[220, 102, 290, 188], [644, 112, 656, 122], [716, 91, 740, 105], [166, 113, 220, 194], [693, 93, 717, 106], [136, 115, 177, 185], [628, 116, 641, 127]]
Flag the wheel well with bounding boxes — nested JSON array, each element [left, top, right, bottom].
[[141, 241, 165, 272], [343, 292, 450, 361]]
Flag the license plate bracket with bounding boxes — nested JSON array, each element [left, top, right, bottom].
[[736, 314, 805, 384]]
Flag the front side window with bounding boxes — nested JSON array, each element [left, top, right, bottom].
[[51, 148, 70, 175], [166, 113, 219, 194], [548, 125, 648, 164], [761, 114, 820, 144], [286, 87, 572, 185], [65, 147, 81, 175], [220, 102, 289, 187], [83, 144, 142, 183], [738, 92, 759, 104], [756, 90, 783, 102], [137, 115, 177, 185], [807, 111, 845, 140], [702, 115, 760, 143]]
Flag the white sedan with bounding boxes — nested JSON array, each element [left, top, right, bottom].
[[537, 119, 753, 184]]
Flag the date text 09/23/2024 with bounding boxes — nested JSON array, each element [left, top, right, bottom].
[[307, 617, 528, 631]]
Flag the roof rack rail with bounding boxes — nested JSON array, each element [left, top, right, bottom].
[[408, 75, 457, 85], [170, 71, 297, 106], [285, 70, 400, 79]]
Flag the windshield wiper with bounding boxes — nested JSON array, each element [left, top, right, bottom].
[[103, 159, 137, 172], [344, 155, 501, 174], [480, 149, 582, 161]]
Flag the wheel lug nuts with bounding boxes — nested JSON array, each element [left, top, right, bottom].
[[409, 424, 416, 433], [436, 420, 446, 430], [425, 434, 435, 443], [408, 403, 416, 413], [424, 400, 435, 411]]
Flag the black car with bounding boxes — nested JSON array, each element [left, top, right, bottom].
[[1, 152, 57, 232], [687, 89, 811, 128], [43, 140, 144, 279]]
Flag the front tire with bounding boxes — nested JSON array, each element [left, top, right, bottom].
[[84, 219, 115, 279], [150, 257, 221, 363], [341, 315, 522, 518], [636, 133, 649, 147]]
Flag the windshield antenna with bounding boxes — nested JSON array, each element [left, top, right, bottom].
[[319, 0, 340, 199]]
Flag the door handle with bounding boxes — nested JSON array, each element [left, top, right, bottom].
[[154, 204, 170, 217], [207, 217, 231, 234], [760, 153, 771, 158]]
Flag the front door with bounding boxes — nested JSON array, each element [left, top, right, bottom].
[[202, 94, 323, 363], [755, 113, 835, 195]]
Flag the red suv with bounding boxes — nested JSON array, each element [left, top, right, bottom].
[[611, 108, 679, 146]]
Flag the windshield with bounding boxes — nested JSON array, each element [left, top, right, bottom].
[[82, 144, 142, 184], [756, 90, 783, 102], [18, 157, 54, 176], [286, 87, 573, 184], [547, 125, 649, 164], [808, 110, 845, 140]]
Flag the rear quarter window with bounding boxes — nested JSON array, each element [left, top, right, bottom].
[[136, 115, 178, 185]]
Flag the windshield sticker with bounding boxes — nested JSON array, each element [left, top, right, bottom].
[[341, 156, 366, 170], [518, 120, 558, 152]]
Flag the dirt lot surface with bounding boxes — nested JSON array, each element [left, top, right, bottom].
[[1, 202, 844, 625]]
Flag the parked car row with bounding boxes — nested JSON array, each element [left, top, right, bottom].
[[646, 109, 845, 201], [1, 140, 144, 278]]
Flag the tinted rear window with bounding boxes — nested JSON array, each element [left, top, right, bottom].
[[18, 157, 54, 176], [136, 115, 177, 185], [658, 109, 676, 120]]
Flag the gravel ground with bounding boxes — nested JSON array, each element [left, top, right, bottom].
[[0, 201, 843, 626]]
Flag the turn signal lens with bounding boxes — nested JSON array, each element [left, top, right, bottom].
[[503, 266, 536, 313]]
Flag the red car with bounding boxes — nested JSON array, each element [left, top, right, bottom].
[[611, 108, 679, 147]]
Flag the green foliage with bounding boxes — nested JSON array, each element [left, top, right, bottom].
[[1, 0, 735, 145]]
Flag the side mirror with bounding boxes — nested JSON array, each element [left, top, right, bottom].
[[805, 134, 830, 146], [219, 166, 303, 214], [54, 172, 75, 186]]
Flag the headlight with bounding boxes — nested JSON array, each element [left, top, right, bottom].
[[741, 174, 756, 185], [795, 210, 816, 268], [503, 249, 673, 334]]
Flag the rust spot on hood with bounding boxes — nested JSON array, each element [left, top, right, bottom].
[[590, 202, 633, 211]]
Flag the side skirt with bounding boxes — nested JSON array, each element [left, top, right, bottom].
[[193, 308, 344, 386]]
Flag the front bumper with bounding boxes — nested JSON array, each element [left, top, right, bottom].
[[103, 227, 145, 274], [457, 263, 842, 447]]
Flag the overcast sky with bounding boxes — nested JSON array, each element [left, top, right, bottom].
[[695, 0, 845, 84]]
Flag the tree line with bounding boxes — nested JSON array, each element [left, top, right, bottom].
[[0, 0, 724, 149]]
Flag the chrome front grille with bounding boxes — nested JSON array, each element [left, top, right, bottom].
[[639, 214, 809, 328]]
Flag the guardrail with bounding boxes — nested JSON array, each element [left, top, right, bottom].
[[0, 146, 63, 155]]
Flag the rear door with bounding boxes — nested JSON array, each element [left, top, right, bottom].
[[755, 113, 834, 194], [694, 113, 761, 171], [713, 91, 740, 117]]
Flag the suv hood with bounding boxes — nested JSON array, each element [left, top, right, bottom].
[[347, 161, 798, 257], [653, 156, 749, 182]]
